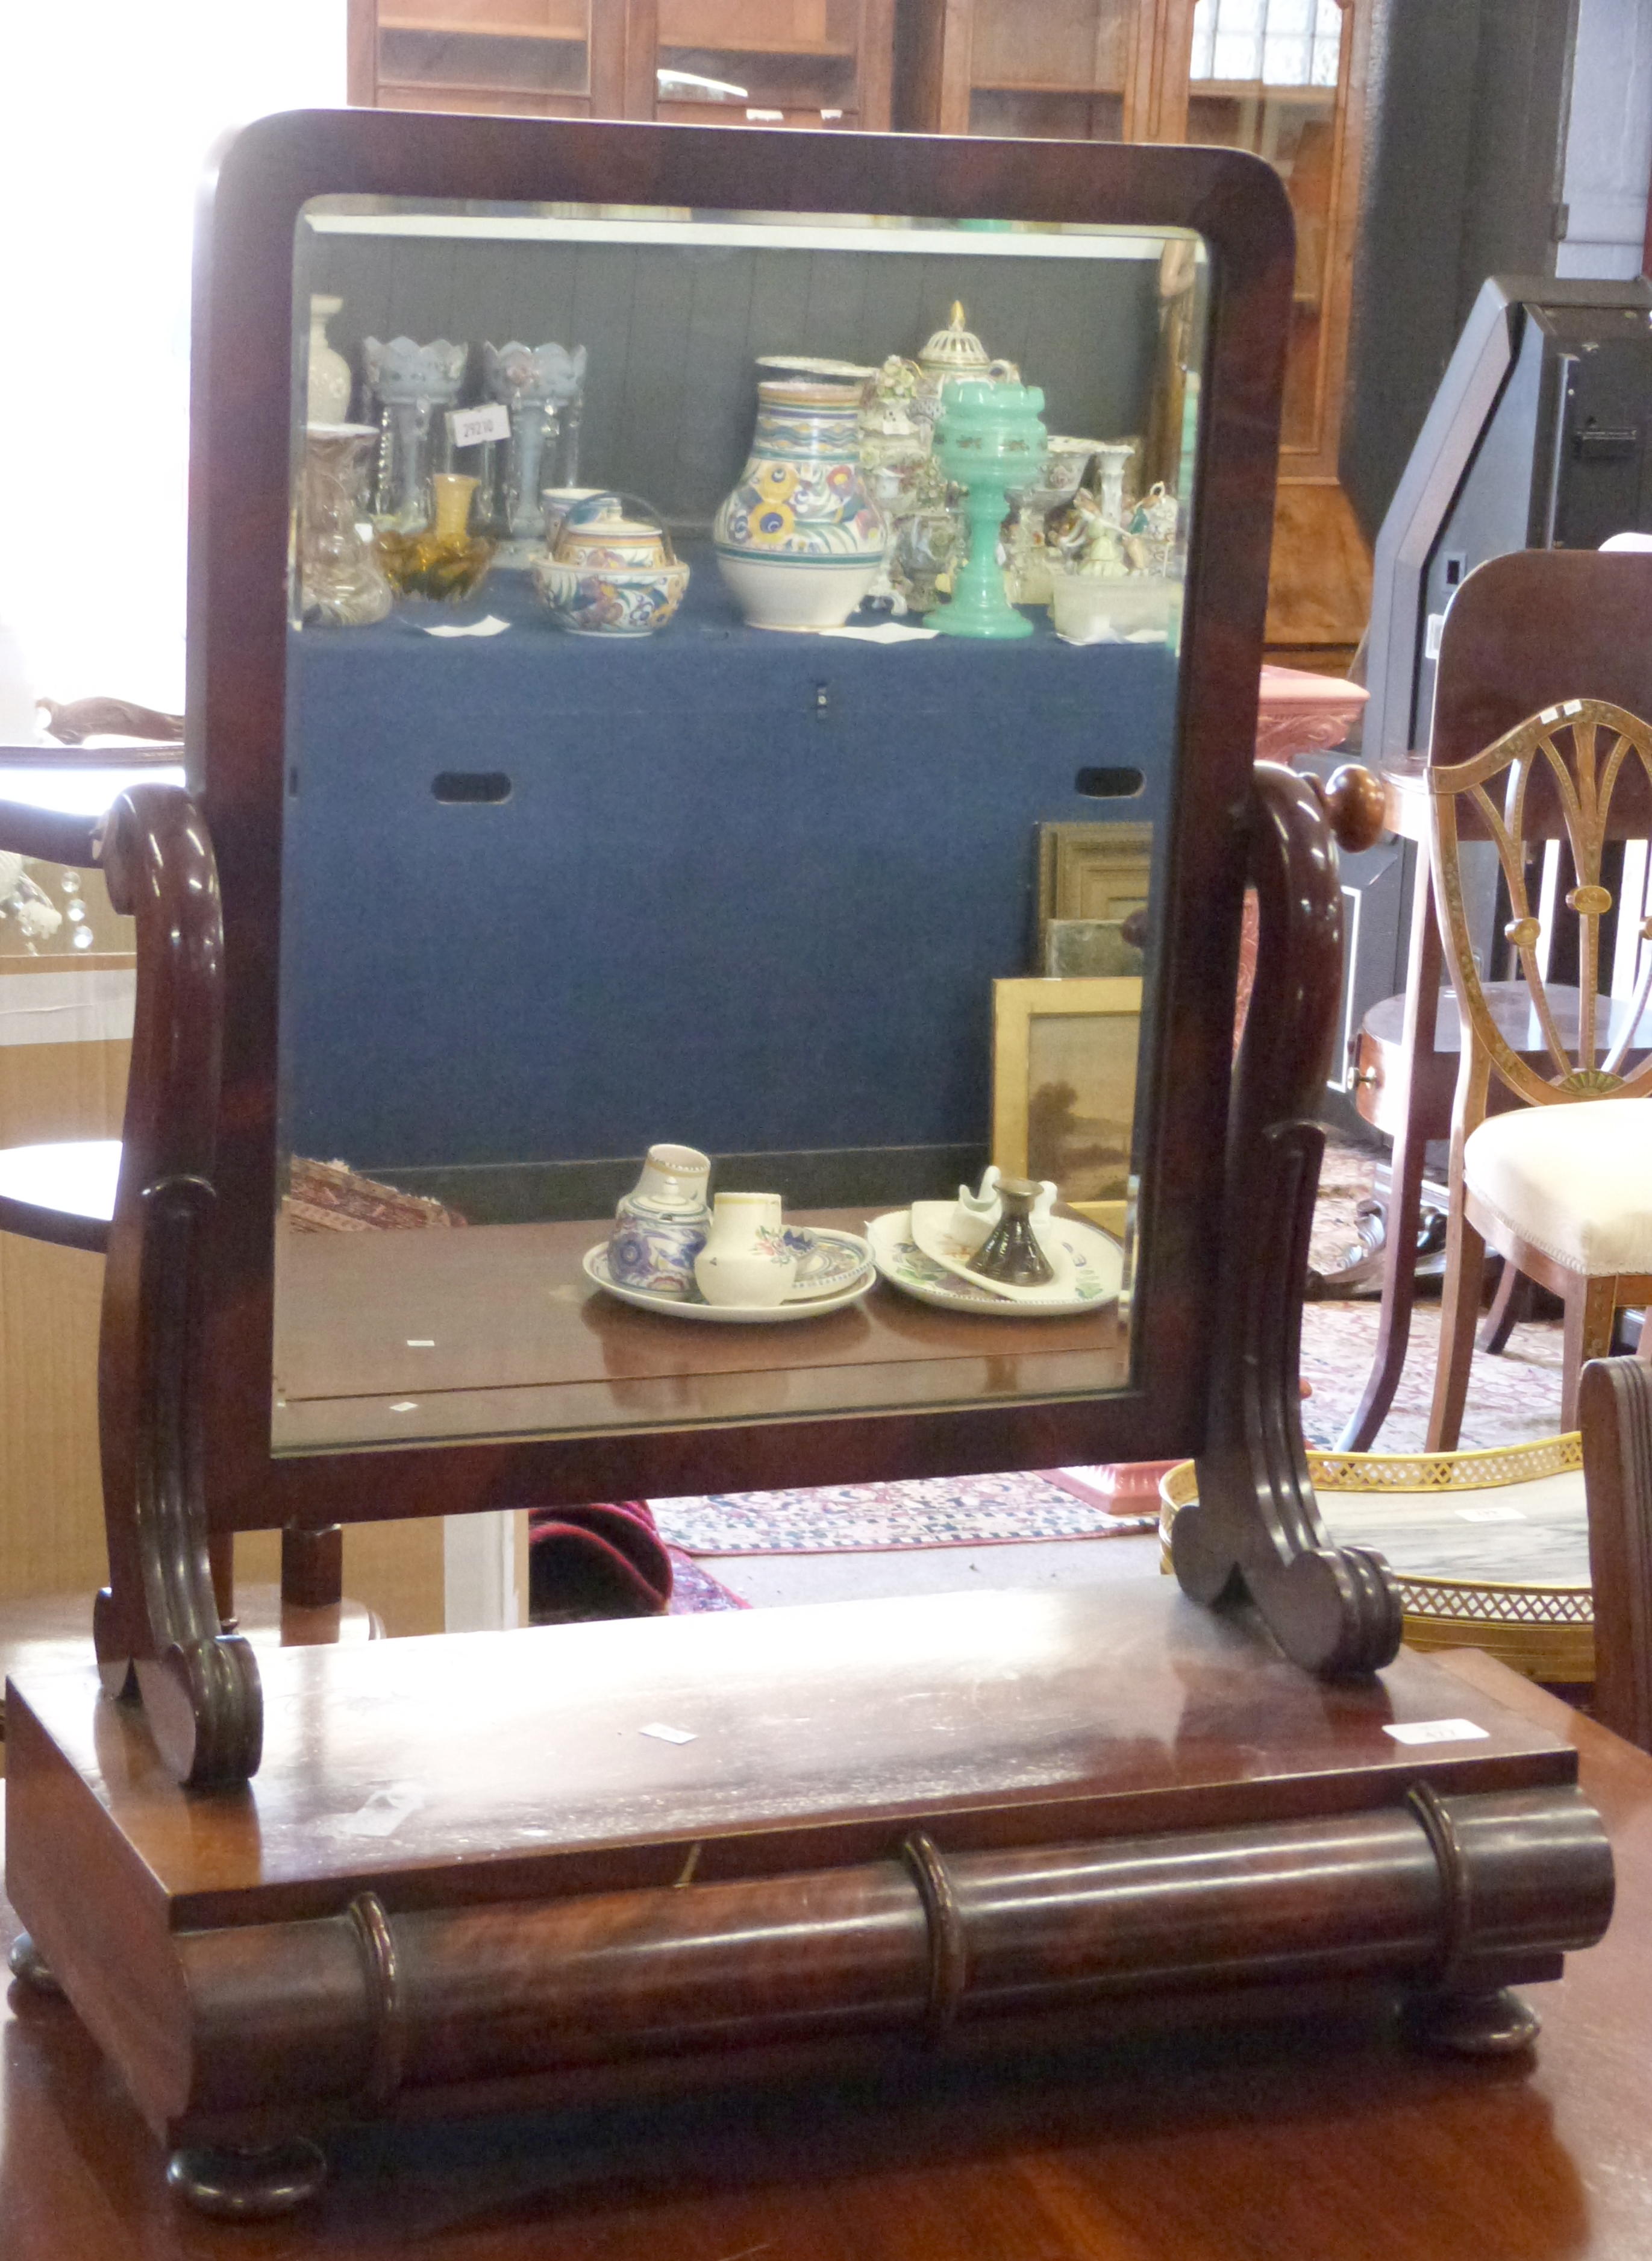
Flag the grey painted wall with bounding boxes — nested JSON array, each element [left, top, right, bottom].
[[299, 228, 1163, 528], [1339, 0, 1577, 539], [1556, 0, 1652, 278]]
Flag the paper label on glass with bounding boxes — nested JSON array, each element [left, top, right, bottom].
[[448, 403, 510, 448]]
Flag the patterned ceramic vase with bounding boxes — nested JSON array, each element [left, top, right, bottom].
[[693, 1193, 797, 1308], [609, 1144, 713, 1294], [713, 381, 886, 630]]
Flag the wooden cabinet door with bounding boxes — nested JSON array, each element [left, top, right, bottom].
[[630, 0, 895, 127], [347, 0, 628, 118]]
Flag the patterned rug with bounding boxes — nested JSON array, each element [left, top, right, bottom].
[[666, 1549, 750, 1610], [651, 1473, 1156, 1558], [1300, 1141, 1568, 1455]]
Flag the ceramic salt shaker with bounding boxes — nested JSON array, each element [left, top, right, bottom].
[[694, 1192, 798, 1308], [609, 1144, 712, 1294]]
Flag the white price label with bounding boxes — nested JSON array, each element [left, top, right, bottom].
[[448, 402, 510, 448], [640, 1722, 697, 1745], [1456, 1505, 1527, 1523], [1382, 1718, 1491, 1746]]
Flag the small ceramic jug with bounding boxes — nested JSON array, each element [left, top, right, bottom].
[[609, 1144, 712, 1294], [694, 1192, 797, 1308]]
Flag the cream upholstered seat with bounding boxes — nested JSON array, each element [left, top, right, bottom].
[[1464, 1100, 1652, 1275]]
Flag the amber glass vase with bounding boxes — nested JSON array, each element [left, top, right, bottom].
[[377, 474, 495, 602]]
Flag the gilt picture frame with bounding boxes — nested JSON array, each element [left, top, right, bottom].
[[992, 975, 1142, 1238]]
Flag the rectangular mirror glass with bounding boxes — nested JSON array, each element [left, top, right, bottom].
[[276, 198, 1207, 1455]]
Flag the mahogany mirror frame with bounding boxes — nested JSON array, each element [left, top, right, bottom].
[[186, 108, 1294, 1538]]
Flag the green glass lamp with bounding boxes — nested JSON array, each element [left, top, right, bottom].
[[930, 376, 1048, 640]]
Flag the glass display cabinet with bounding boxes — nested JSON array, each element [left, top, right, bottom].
[[1, 110, 1612, 2224], [349, 0, 896, 128]]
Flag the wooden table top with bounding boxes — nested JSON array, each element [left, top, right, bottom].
[[2, 1646, 1650, 2257], [272, 1210, 1129, 1450]]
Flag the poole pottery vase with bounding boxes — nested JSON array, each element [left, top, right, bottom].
[[609, 1144, 713, 1294], [533, 492, 689, 636], [377, 473, 495, 603], [298, 424, 393, 627], [694, 1192, 798, 1308], [713, 380, 885, 630]]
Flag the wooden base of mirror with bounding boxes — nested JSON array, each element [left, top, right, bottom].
[[4, 1581, 1612, 2207]]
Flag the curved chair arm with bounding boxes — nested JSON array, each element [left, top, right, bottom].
[[0, 801, 104, 868], [1580, 1355, 1652, 1752]]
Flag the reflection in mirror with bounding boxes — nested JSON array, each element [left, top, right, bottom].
[[275, 202, 1207, 1455]]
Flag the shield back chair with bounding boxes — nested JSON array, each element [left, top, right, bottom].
[[1340, 549, 1652, 1450], [1426, 698, 1652, 1450]]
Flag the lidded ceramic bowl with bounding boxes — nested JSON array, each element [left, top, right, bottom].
[[532, 492, 689, 636]]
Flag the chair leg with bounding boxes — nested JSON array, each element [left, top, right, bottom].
[[1477, 1261, 1530, 1355], [281, 1524, 345, 1611], [1426, 1208, 1486, 1453], [1562, 1278, 1619, 1429]]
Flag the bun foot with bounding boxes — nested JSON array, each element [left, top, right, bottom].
[[166, 2138, 328, 2219], [1405, 1987, 1541, 2058], [7, 1933, 63, 1997]]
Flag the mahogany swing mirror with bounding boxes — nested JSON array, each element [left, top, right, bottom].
[[2, 111, 1616, 2221], [188, 115, 1285, 1520]]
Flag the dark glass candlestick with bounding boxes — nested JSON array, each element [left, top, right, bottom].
[[972, 1177, 1055, 1287]]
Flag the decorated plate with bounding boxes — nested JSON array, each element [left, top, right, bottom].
[[867, 1209, 1122, 1316], [583, 1228, 874, 1324]]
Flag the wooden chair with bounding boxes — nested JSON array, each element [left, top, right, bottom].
[[1580, 1352, 1652, 1751], [1339, 550, 1652, 1450], [1427, 699, 1652, 1450], [0, 800, 127, 1252]]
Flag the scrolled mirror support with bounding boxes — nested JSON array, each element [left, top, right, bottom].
[[93, 786, 262, 1787], [1173, 762, 1403, 1674]]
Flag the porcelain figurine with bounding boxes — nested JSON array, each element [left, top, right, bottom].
[[482, 340, 588, 564], [713, 380, 886, 631], [1128, 481, 1180, 574], [930, 376, 1047, 639], [376, 473, 495, 603], [890, 506, 960, 613], [298, 424, 393, 627], [533, 492, 689, 636], [913, 302, 1016, 428], [694, 1192, 798, 1308], [362, 334, 467, 530], [609, 1144, 712, 1295], [306, 295, 353, 424]]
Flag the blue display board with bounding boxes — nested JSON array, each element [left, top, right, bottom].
[[282, 551, 1175, 1186]]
